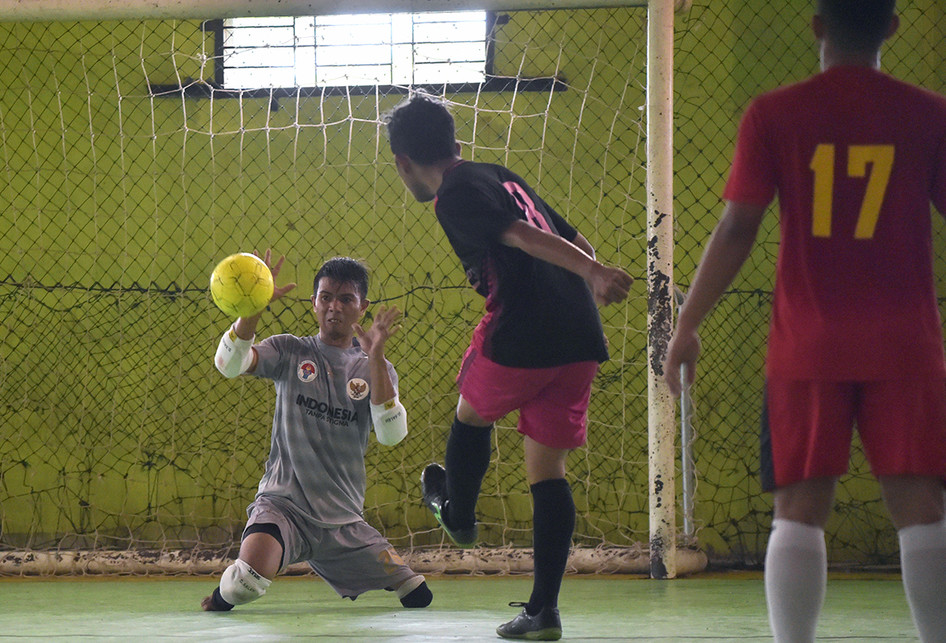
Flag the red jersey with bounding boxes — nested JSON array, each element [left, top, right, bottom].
[[723, 66, 946, 380]]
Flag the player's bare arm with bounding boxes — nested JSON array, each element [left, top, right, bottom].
[[570, 231, 596, 260], [355, 304, 408, 445], [500, 219, 633, 306], [216, 249, 297, 377], [664, 200, 765, 397], [354, 304, 402, 404], [233, 249, 298, 340]]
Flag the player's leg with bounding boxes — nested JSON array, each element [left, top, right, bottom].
[[765, 477, 836, 643], [881, 476, 945, 529], [202, 498, 296, 612], [306, 521, 432, 608], [497, 361, 596, 641], [495, 439, 570, 642], [858, 378, 946, 642], [202, 526, 283, 611], [420, 404, 491, 547], [423, 338, 545, 547], [761, 378, 854, 643], [882, 476, 946, 643], [439, 396, 493, 541], [391, 574, 434, 608], [524, 437, 571, 615]]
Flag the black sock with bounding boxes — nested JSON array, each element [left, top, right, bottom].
[[443, 416, 492, 530], [210, 586, 235, 611], [399, 581, 433, 608], [527, 478, 574, 614]]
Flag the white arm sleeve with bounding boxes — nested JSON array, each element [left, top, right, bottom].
[[214, 325, 255, 378], [371, 397, 408, 446]]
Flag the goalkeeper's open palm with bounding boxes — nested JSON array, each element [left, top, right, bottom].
[[256, 248, 297, 303], [354, 305, 402, 358]]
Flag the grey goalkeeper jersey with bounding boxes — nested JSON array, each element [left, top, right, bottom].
[[251, 333, 397, 527]]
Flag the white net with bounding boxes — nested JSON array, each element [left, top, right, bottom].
[[0, 6, 698, 575]]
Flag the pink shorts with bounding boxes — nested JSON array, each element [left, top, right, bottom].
[[456, 341, 598, 450], [761, 377, 946, 490]]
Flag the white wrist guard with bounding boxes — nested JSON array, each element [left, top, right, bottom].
[[215, 325, 255, 378], [371, 397, 408, 446]]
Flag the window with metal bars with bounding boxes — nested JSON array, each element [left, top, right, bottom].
[[222, 12, 490, 89], [151, 13, 565, 101]]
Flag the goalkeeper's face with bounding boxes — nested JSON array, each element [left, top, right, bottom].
[[311, 278, 369, 345]]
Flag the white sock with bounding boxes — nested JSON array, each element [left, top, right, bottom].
[[899, 520, 946, 643], [764, 519, 826, 643]]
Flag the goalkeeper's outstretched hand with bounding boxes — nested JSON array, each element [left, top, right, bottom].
[[354, 304, 402, 359], [255, 248, 297, 304]]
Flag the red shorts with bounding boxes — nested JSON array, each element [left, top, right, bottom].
[[456, 341, 598, 450], [761, 377, 946, 491]]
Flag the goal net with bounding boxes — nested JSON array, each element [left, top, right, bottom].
[[0, 0, 704, 576], [6, 0, 943, 578]]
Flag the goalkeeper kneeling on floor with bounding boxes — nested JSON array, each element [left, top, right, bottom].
[[202, 250, 432, 612]]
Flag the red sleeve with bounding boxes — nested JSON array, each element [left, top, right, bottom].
[[722, 99, 777, 208]]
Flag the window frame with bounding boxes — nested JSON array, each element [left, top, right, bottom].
[[150, 15, 566, 103]]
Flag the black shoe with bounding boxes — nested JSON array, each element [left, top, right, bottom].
[[399, 580, 433, 608], [420, 463, 478, 548], [207, 587, 234, 611], [496, 602, 562, 641]]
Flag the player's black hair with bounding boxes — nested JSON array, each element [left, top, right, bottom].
[[314, 256, 369, 300], [383, 93, 456, 165], [816, 0, 896, 53]]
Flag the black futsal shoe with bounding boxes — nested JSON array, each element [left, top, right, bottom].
[[420, 463, 478, 548], [496, 602, 562, 641]]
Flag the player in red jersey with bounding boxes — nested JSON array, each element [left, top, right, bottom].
[[665, 1, 946, 641]]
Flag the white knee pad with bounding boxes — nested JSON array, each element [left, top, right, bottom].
[[219, 559, 272, 606]]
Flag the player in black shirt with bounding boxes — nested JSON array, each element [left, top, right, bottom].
[[385, 95, 632, 640]]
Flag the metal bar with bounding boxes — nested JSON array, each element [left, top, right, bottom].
[[674, 286, 695, 541], [0, 0, 648, 23]]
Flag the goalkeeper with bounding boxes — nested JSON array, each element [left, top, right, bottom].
[[202, 251, 432, 612]]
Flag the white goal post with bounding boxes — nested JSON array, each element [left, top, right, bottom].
[[0, 0, 655, 22], [0, 0, 690, 579], [645, 0, 677, 580]]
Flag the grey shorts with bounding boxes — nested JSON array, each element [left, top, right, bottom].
[[244, 495, 419, 599]]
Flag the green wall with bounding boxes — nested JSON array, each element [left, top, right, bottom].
[[0, 9, 652, 555], [0, 1, 943, 566]]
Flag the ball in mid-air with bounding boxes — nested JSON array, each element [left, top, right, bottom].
[[210, 253, 275, 318]]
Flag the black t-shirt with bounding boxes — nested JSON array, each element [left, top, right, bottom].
[[434, 160, 608, 368]]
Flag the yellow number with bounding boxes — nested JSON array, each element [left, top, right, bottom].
[[810, 144, 835, 237], [849, 145, 894, 239], [808, 144, 894, 240]]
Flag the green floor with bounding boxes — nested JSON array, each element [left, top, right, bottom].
[[0, 572, 919, 641]]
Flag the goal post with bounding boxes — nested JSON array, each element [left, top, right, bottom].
[[0, 0, 651, 21], [645, 0, 677, 580], [0, 0, 701, 577]]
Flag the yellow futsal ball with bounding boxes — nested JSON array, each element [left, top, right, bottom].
[[209, 253, 275, 319]]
